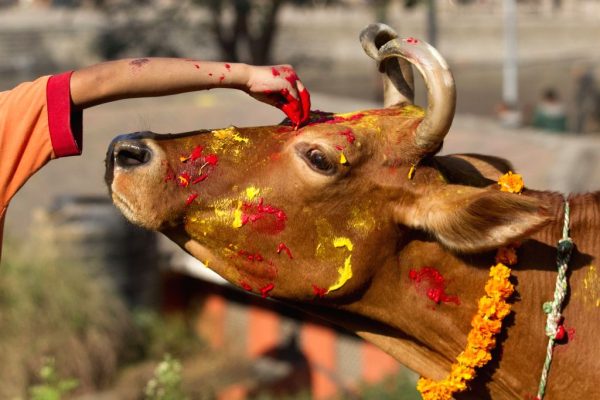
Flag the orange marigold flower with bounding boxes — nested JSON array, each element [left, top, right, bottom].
[[498, 171, 524, 193], [417, 262, 514, 400]]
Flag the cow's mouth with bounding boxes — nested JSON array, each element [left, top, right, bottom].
[[112, 192, 137, 221]]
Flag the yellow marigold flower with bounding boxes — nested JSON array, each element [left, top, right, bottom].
[[417, 262, 514, 400], [498, 171, 524, 193]]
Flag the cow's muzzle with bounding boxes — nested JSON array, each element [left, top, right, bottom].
[[105, 131, 156, 188]]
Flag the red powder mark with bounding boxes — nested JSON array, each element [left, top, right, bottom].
[[219, 74, 225, 83], [312, 285, 327, 298], [260, 283, 275, 298], [276, 243, 293, 259], [208, 73, 213, 77], [194, 64, 200, 69], [239, 197, 287, 234], [189, 145, 204, 162], [177, 172, 191, 187], [204, 153, 219, 165], [129, 58, 149, 68], [405, 37, 419, 44], [238, 250, 264, 262], [339, 128, 356, 144], [408, 267, 460, 306], [164, 168, 175, 182], [192, 175, 208, 184], [271, 67, 281, 77], [240, 281, 253, 291], [185, 193, 198, 206], [334, 144, 344, 151], [224, 63, 231, 71]]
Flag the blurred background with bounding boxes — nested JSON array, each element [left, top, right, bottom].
[[2, 0, 600, 399]]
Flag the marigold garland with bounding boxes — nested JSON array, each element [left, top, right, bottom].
[[498, 171, 524, 194], [416, 263, 515, 400]]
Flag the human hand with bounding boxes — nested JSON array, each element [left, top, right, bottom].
[[245, 64, 311, 128]]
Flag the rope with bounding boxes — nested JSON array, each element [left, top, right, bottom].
[[536, 200, 573, 400]]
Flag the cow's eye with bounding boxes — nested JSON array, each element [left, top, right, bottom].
[[306, 148, 334, 173]]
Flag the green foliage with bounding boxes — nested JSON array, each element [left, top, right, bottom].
[[28, 359, 79, 400], [144, 354, 187, 400], [0, 246, 133, 398], [133, 309, 205, 361]]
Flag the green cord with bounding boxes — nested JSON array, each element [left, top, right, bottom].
[[536, 200, 573, 399]]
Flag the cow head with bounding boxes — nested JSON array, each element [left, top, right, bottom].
[[105, 24, 549, 304]]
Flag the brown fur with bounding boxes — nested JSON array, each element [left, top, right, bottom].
[[106, 108, 600, 399]]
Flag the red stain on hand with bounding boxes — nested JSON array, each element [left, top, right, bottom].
[[194, 64, 200, 69], [271, 67, 281, 77], [276, 243, 293, 259], [409, 267, 460, 306], [185, 193, 198, 206], [129, 58, 150, 68], [240, 281, 253, 291], [225, 63, 231, 71], [260, 283, 275, 298], [219, 74, 225, 83], [312, 285, 327, 298]]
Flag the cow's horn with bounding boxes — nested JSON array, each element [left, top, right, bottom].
[[379, 36, 456, 154], [360, 23, 415, 107]]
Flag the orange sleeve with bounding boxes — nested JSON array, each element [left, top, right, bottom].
[[0, 71, 82, 210]]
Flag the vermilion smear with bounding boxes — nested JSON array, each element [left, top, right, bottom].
[[240, 197, 287, 234], [185, 193, 198, 206], [276, 243, 293, 259], [409, 267, 460, 306], [204, 154, 219, 165], [225, 63, 231, 70], [240, 281, 253, 291], [312, 285, 327, 298], [260, 283, 275, 298], [238, 250, 264, 262], [339, 128, 356, 144], [271, 67, 281, 77]]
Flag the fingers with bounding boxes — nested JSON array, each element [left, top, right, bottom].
[[249, 65, 312, 128]]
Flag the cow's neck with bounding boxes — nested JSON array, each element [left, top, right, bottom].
[[339, 190, 572, 398]]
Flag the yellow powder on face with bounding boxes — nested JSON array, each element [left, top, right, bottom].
[[339, 152, 348, 165], [245, 186, 260, 200], [209, 126, 250, 159], [347, 206, 376, 237], [327, 256, 353, 293], [333, 237, 353, 251], [399, 104, 425, 118], [327, 237, 354, 292], [232, 201, 244, 228]]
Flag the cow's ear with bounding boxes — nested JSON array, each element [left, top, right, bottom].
[[394, 185, 551, 253]]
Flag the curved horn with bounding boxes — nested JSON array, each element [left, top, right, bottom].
[[379, 37, 456, 154], [360, 23, 415, 107]]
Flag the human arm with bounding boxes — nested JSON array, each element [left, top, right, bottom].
[[70, 58, 310, 126]]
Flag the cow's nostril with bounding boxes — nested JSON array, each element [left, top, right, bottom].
[[114, 143, 152, 168]]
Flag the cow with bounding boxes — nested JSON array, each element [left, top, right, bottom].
[[104, 24, 600, 399]]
